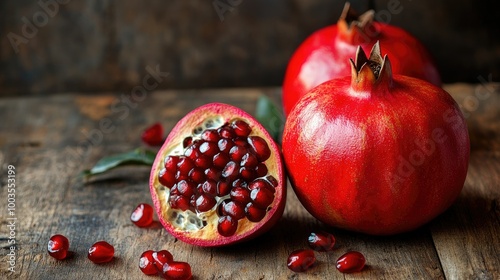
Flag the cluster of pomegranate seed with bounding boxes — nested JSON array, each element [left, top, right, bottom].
[[287, 231, 365, 274], [131, 203, 154, 227], [158, 119, 277, 237], [48, 235, 115, 264], [139, 249, 192, 280]]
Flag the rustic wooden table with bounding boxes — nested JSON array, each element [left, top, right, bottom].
[[0, 85, 499, 279]]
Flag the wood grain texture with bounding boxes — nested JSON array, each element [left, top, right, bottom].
[[0, 85, 499, 279], [1, 0, 500, 96]]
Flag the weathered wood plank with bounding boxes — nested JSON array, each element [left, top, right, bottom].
[[0, 85, 498, 279], [430, 83, 500, 280]]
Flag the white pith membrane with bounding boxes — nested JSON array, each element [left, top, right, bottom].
[[151, 113, 280, 240]]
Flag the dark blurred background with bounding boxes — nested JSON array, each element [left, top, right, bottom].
[[1, 0, 499, 96]]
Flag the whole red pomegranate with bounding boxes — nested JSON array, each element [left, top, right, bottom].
[[282, 43, 469, 235], [282, 2, 441, 116], [149, 103, 286, 246]]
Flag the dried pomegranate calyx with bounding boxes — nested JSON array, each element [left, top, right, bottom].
[[350, 41, 393, 92], [338, 2, 377, 44]]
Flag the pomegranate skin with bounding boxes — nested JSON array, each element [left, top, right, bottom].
[[282, 5, 441, 116], [282, 46, 469, 235], [149, 103, 286, 247]]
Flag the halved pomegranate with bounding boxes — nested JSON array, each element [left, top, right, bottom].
[[149, 103, 286, 246]]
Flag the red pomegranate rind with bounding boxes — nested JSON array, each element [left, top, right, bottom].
[[149, 103, 286, 247]]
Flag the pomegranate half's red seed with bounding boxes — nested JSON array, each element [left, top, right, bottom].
[[217, 216, 238, 237], [245, 203, 266, 222], [162, 261, 192, 280], [139, 250, 157, 275], [142, 123, 164, 146], [287, 249, 316, 272], [308, 231, 336, 252], [232, 119, 252, 137], [48, 234, 69, 260], [131, 203, 154, 227], [153, 250, 174, 272], [88, 241, 115, 264], [248, 136, 271, 161], [336, 251, 366, 273]]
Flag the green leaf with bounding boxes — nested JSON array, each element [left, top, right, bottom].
[[81, 148, 157, 178], [255, 95, 285, 144]]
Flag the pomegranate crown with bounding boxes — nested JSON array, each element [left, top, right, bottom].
[[338, 2, 376, 44], [349, 41, 393, 91]]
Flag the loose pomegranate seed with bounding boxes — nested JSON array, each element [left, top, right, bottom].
[[287, 249, 316, 272], [217, 216, 238, 237], [130, 203, 154, 227], [308, 231, 336, 251], [88, 241, 114, 264], [336, 251, 366, 273], [250, 187, 274, 209], [153, 250, 174, 272], [139, 250, 157, 275], [142, 123, 164, 146], [47, 234, 69, 260], [232, 119, 252, 137], [245, 203, 266, 222], [162, 261, 192, 280], [248, 136, 271, 161]]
